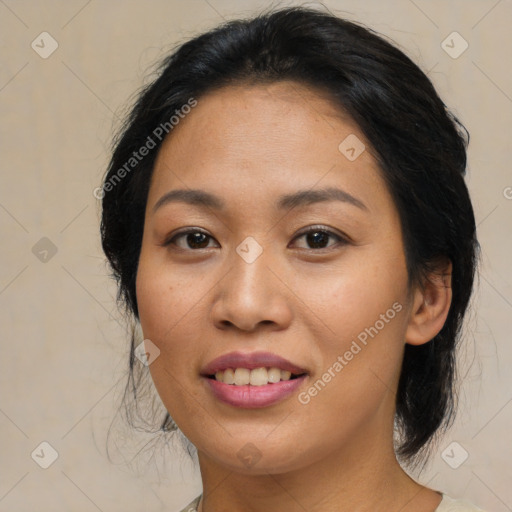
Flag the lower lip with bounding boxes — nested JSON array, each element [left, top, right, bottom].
[[202, 375, 307, 408]]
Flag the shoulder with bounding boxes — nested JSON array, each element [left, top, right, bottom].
[[436, 493, 487, 512], [177, 494, 201, 512]]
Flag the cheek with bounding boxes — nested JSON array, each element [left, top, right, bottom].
[[298, 249, 409, 403], [136, 247, 188, 333], [293, 281, 407, 459], [135, 256, 208, 426], [297, 246, 409, 340], [136, 259, 169, 336], [135, 253, 186, 370], [135, 252, 213, 376]]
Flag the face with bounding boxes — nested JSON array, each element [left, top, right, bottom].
[[136, 81, 414, 474]]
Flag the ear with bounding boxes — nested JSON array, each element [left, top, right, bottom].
[[405, 259, 453, 346]]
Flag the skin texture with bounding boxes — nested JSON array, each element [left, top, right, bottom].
[[135, 81, 452, 512]]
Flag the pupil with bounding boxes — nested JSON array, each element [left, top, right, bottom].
[[307, 231, 328, 248], [188, 232, 208, 249]]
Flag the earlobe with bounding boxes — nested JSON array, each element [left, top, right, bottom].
[[405, 260, 453, 346]]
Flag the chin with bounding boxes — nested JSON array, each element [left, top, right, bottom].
[[198, 437, 314, 475]]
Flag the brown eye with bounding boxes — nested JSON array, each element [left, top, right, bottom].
[[304, 231, 331, 249], [291, 226, 347, 250], [165, 229, 219, 250]]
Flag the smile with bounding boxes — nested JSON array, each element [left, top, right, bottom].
[[203, 373, 308, 408], [200, 350, 309, 408], [208, 367, 305, 385]]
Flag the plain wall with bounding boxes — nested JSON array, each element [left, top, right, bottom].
[[0, 0, 511, 511]]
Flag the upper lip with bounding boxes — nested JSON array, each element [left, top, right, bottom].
[[201, 351, 308, 376]]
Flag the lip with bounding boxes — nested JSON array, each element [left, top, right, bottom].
[[200, 351, 308, 376], [203, 374, 308, 408]]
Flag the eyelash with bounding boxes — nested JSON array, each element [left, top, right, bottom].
[[163, 225, 349, 252]]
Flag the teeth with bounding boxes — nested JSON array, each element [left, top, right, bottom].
[[213, 367, 299, 385], [234, 368, 250, 385], [280, 370, 291, 381], [249, 367, 267, 386], [222, 368, 235, 384], [268, 367, 281, 383]]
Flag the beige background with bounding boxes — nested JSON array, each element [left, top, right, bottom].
[[0, 0, 511, 511]]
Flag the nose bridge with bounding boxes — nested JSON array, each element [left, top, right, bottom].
[[212, 237, 291, 331], [228, 236, 273, 309], [231, 239, 268, 294]]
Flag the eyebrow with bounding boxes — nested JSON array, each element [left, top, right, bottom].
[[152, 186, 368, 213], [277, 187, 368, 211]]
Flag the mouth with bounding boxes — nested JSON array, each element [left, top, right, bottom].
[[200, 351, 308, 408], [200, 350, 308, 384], [204, 367, 307, 385]]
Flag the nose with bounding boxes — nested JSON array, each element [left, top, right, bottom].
[[210, 246, 293, 333]]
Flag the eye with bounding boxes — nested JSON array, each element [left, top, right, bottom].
[[290, 226, 348, 250], [164, 228, 219, 250], [163, 225, 348, 251]]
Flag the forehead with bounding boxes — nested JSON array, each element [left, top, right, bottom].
[[149, 81, 389, 215], [157, 81, 357, 163]]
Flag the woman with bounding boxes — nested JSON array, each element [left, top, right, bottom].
[[100, 6, 485, 512]]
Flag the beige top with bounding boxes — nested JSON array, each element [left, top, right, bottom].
[[178, 493, 487, 512]]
